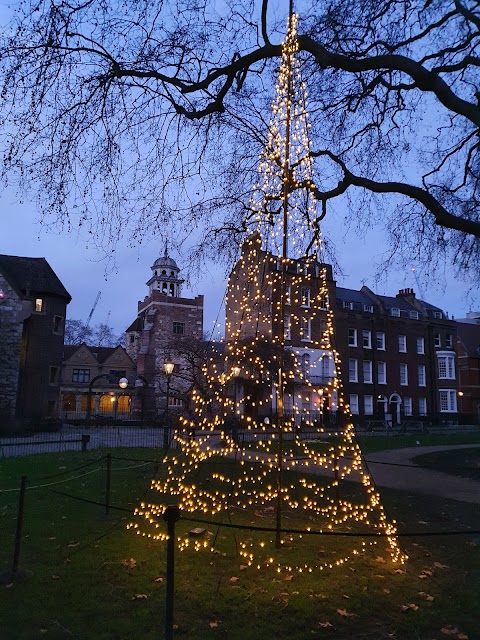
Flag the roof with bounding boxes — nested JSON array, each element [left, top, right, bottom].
[[63, 344, 127, 364], [126, 317, 143, 332], [456, 322, 480, 357], [152, 248, 179, 270], [0, 254, 71, 301]]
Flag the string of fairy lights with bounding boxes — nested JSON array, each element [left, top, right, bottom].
[[128, 12, 408, 571]]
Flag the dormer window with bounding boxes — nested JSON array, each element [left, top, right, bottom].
[[390, 307, 400, 317], [162, 270, 167, 275], [35, 298, 43, 312], [433, 310, 442, 319], [170, 271, 175, 276], [364, 304, 373, 313]]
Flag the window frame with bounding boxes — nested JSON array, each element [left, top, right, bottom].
[[173, 321, 185, 335], [377, 361, 387, 384], [403, 397, 413, 416], [349, 394, 359, 415], [364, 395, 374, 415], [348, 358, 358, 383], [438, 354, 455, 380], [362, 329, 372, 349], [376, 332, 385, 350], [439, 389, 457, 413], [363, 360, 373, 384], [416, 336, 425, 354], [399, 363, 408, 386], [398, 334, 407, 353], [72, 368, 90, 383], [418, 364, 426, 386]]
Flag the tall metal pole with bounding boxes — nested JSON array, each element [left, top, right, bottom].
[[275, 9, 294, 549], [163, 505, 180, 640], [163, 375, 171, 450]]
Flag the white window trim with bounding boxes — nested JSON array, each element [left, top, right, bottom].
[[416, 337, 425, 355], [363, 360, 373, 384], [398, 335, 407, 353], [418, 397, 427, 416], [377, 361, 387, 385], [348, 359, 358, 383], [403, 397, 413, 416], [348, 328, 358, 347], [439, 389, 457, 413], [349, 394, 359, 415], [376, 332, 386, 350], [364, 395, 374, 415], [400, 363, 408, 386], [418, 364, 426, 387], [301, 317, 311, 342], [362, 330, 372, 349], [437, 352, 456, 380]]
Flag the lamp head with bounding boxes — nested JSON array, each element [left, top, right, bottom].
[[164, 358, 175, 376]]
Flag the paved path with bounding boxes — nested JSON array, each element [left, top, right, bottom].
[[364, 444, 480, 504]]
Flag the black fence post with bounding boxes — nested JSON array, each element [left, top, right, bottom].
[[81, 434, 90, 452], [105, 453, 112, 516], [163, 505, 181, 640], [12, 475, 27, 574]]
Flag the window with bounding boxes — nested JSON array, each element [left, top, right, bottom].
[[364, 395, 373, 415], [400, 363, 408, 386], [364, 304, 374, 313], [419, 397, 427, 416], [168, 397, 184, 407], [434, 332, 441, 348], [301, 317, 311, 341], [398, 335, 407, 352], [377, 361, 386, 384], [376, 332, 385, 350], [173, 322, 185, 335], [301, 353, 311, 378], [285, 283, 291, 305], [109, 369, 127, 380], [446, 333, 453, 348], [363, 360, 373, 384], [301, 286, 310, 307], [438, 354, 455, 379], [348, 328, 357, 347], [403, 397, 412, 416], [302, 392, 311, 412], [284, 315, 291, 340], [343, 301, 354, 310], [439, 390, 457, 413], [129, 334, 135, 344], [418, 364, 426, 386], [390, 307, 400, 317], [35, 298, 43, 312], [319, 295, 328, 310], [49, 366, 59, 385], [362, 330, 372, 349], [348, 359, 358, 383], [72, 368, 90, 383], [349, 394, 359, 415], [433, 310, 442, 319], [410, 310, 419, 320], [416, 337, 425, 354], [53, 315, 63, 334]]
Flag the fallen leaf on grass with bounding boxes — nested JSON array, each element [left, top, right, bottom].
[[400, 603, 419, 612], [319, 621, 333, 628], [419, 569, 433, 579], [283, 575, 293, 581], [239, 565, 248, 570], [383, 588, 391, 594], [337, 609, 356, 617], [394, 568, 406, 574], [209, 621, 219, 628], [131, 594, 147, 600], [122, 558, 137, 568], [418, 520, 429, 525], [40, 630, 47, 634], [375, 556, 386, 563], [433, 562, 448, 569], [48, 537, 56, 541], [342, 594, 350, 599], [5, 583, 13, 588], [154, 577, 164, 583], [440, 627, 468, 638], [67, 542, 79, 548], [418, 591, 434, 601], [229, 576, 239, 583], [52, 575, 60, 580]]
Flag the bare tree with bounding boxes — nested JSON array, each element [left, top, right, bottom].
[[1, 0, 479, 284], [64, 318, 124, 347]]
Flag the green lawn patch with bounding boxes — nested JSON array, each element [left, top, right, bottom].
[[357, 431, 480, 454], [1, 449, 479, 639], [411, 447, 480, 482]]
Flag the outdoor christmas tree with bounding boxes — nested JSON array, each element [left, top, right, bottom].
[[129, 12, 407, 572]]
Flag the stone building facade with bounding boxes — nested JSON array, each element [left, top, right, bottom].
[[0, 255, 71, 426], [61, 344, 136, 419], [126, 249, 204, 417]]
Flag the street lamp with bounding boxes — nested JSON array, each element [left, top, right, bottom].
[[163, 357, 175, 450]]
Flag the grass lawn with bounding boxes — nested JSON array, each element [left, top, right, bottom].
[[357, 431, 480, 454], [1, 448, 479, 640]]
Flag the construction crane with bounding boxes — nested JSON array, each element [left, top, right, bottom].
[[85, 291, 101, 328]]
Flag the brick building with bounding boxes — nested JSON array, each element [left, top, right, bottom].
[[61, 344, 136, 419], [455, 313, 480, 421], [0, 254, 71, 426], [225, 239, 459, 426], [126, 248, 204, 417]]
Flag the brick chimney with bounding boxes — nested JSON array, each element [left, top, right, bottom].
[[396, 288, 416, 303]]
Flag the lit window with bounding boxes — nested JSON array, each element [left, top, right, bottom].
[[438, 354, 455, 379], [35, 298, 43, 312], [173, 322, 185, 335], [349, 394, 359, 414], [418, 365, 426, 386], [377, 361, 386, 384], [390, 307, 400, 317], [348, 328, 357, 347], [301, 286, 310, 308], [416, 337, 425, 354], [363, 360, 372, 384], [364, 395, 373, 415], [439, 389, 457, 412], [419, 397, 427, 416], [362, 330, 372, 349], [400, 363, 408, 386], [376, 332, 385, 350], [348, 359, 358, 383], [398, 335, 407, 352], [403, 397, 412, 416], [301, 317, 311, 341]]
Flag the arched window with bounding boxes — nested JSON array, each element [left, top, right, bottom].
[[117, 395, 131, 414], [99, 394, 114, 413], [162, 269, 166, 275], [170, 283, 175, 296], [81, 394, 94, 412]]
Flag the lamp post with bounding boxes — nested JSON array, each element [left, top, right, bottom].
[[163, 357, 175, 450]]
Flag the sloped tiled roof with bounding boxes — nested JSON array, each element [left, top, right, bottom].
[[126, 317, 143, 332], [456, 322, 480, 357], [0, 254, 71, 301], [63, 344, 127, 364]]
